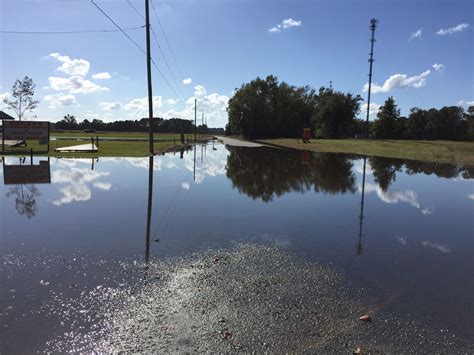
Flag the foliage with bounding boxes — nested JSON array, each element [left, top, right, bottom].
[[2, 76, 39, 120], [372, 97, 401, 139], [52, 116, 225, 134], [226, 75, 315, 139], [312, 88, 362, 138], [225, 147, 356, 202]]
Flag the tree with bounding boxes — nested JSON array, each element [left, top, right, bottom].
[[6, 184, 41, 218], [226, 75, 315, 139], [425, 106, 466, 140], [406, 107, 428, 139], [466, 106, 474, 141], [2, 76, 39, 120], [312, 87, 362, 138], [372, 96, 400, 139]]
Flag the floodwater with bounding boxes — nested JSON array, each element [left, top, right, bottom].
[[1, 142, 473, 352]]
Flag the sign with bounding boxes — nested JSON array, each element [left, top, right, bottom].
[[3, 160, 51, 185], [302, 128, 311, 143], [3, 121, 50, 144]]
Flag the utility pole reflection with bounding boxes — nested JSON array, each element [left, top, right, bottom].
[[357, 157, 367, 255], [193, 144, 196, 182], [145, 155, 154, 278]]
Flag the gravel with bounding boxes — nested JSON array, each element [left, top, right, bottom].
[[42, 243, 472, 353]]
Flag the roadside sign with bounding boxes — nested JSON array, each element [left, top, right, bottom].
[[3, 159, 51, 185], [3, 121, 50, 144], [302, 128, 311, 143]]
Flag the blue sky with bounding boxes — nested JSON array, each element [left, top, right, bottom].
[[1, 0, 473, 127]]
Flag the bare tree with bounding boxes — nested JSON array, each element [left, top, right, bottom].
[[6, 184, 41, 219], [3, 76, 39, 121]]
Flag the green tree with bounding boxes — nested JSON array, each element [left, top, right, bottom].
[[372, 96, 400, 139], [2, 76, 39, 120], [312, 88, 362, 138], [466, 106, 474, 141], [406, 108, 428, 139], [426, 106, 466, 140], [226, 75, 315, 139]]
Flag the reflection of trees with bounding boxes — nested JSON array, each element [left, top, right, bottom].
[[6, 184, 41, 218], [369, 157, 474, 191], [226, 147, 356, 202], [404, 161, 474, 180], [369, 157, 403, 191]]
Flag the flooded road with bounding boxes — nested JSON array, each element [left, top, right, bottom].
[[1, 143, 473, 352]]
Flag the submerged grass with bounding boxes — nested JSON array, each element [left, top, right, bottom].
[[1, 139, 184, 157], [51, 131, 181, 140], [262, 138, 474, 166]]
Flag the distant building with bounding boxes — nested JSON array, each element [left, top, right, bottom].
[[0, 111, 16, 121]]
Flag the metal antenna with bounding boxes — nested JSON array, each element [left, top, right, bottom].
[[365, 18, 378, 138]]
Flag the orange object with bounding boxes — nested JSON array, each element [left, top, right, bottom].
[[302, 128, 311, 143]]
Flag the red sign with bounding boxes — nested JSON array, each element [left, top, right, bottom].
[[3, 121, 50, 144]]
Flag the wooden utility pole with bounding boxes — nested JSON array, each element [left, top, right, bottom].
[[194, 98, 197, 141], [365, 18, 378, 139], [145, 0, 154, 154], [357, 156, 367, 255]]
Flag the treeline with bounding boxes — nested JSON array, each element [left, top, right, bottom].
[[225, 75, 474, 141], [225, 147, 474, 202], [373, 98, 473, 140], [53, 115, 224, 134]]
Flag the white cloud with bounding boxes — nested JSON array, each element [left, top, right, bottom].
[[269, 18, 302, 33], [93, 182, 112, 190], [363, 70, 431, 93], [396, 235, 407, 245], [167, 98, 179, 105], [282, 18, 302, 28], [183, 145, 227, 184], [160, 85, 229, 127], [44, 93, 76, 108], [409, 29, 422, 40], [99, 101, 122, 111], [0, 92, 12, 110], [92, 72, 111, 80], [362, 183, 431, 215], [194, 85, 207, 97], [124, 96, 163, 116], [432, 63, 444, 72], [458, 100, 474, 107], [181, 182, 190, 190], [49, 52, 90, 76], [48, 76, 109, 94], [467, 193, 474, 200], [51, 165, 110, 205], [421, 240, 451, 253], [436, 23, 469, 36], [360, 103, 381, 117], [182, 78, 192, 85]]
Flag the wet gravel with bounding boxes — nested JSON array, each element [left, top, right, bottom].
[[36, 243, 473, 353]]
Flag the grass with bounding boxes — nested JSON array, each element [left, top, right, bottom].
[[262, 138, 474, 166], [1, 139, 186, 157], [51, 131, 181, 140]]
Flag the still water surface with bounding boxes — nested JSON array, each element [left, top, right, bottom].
[[1, 143, 473, 351]]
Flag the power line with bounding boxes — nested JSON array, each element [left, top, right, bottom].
[[0, 26, 144, 35], [150, 0, 186, 79], [150, 25, 185, 99], [90, 0, 180, 101], [151, 58, 181, 101], [90, 0, 146, 55], [127, 0, 145, 20], [126, 0, 184, 99]]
